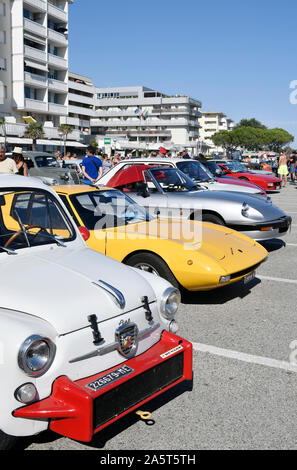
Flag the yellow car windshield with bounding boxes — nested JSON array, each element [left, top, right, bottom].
[[70, 190, 150, 230]]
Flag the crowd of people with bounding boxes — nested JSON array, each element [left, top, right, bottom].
[[1, 144, 297, 190]]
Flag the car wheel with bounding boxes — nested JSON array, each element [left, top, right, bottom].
[[202, 214, 225, 225], [0, 430, 18, 450], [125, 253, 179, 288]]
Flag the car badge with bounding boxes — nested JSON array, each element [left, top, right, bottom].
[[116, 323, 139, 358]]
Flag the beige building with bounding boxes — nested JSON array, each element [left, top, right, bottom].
[[199, 111, 234, 155]]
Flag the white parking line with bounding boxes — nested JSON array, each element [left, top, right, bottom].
[[257, 275, 297, 285], [192, 343, 297, 373]]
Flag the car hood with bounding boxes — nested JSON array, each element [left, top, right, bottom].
[[0, 247, 156, 335], [202, 179, 260, 194], [216, 177, 263, 191]]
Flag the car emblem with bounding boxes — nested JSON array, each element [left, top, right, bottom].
[[115, 323, 139, 358]]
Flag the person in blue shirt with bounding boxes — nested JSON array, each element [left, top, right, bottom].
[[82, 146, 103, 185]]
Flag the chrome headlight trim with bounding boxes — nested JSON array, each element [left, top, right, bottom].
[[160, 287, 181, 320], [18, 335, 56, 378], [241, 202, 250, 217]]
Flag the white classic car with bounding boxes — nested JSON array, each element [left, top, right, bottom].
[[0, 174, 192, 449]]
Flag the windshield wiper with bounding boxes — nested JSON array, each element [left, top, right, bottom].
[[31, 230, 66, 247], [0, 245, 17, 255], [13, 209, 30, 248]]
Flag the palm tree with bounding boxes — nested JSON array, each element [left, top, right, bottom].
[[58, 124, 73, 156], [0, 118, 6, 150], [24, 122, 44, 151]]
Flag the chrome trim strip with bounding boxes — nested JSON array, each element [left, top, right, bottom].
[[69, 322, 160, 364], [92, 280, 126, 309]]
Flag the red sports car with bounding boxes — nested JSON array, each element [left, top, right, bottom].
[[215, 160, 282, 192]]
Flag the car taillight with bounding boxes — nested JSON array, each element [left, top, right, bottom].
[[79, 226, 90, 241]]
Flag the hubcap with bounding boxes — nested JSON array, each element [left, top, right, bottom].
[[134, 263, 160, 277]]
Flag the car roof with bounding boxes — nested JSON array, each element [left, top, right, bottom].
[[0, 174, 55, 191]]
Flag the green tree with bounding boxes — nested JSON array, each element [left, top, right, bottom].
[[58, 124, 74, 156], [235, 118, 267, 129], [24, 122, 45, 151], [211, 130, 234, 156], [265, 128, 294, 153]]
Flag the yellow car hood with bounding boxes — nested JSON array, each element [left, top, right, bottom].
[[106, 219, 264, 264]]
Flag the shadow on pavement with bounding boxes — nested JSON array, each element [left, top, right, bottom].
[[181, 277, 261, 305], [260, 239, 286, 253]]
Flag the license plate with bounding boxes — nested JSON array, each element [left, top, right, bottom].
[[276, 185, 280, 189], [244, 271, 256, 285], [86, 365, 134, 392]]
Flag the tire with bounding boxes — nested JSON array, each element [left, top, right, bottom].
[[0, 430, 18, 450], [202, 213, 225, 225], [125, 253, 179, 288]]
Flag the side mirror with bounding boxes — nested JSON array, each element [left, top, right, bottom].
[[154, 208, 161, 218]]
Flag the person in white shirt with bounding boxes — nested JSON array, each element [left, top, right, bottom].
[[0, 147, 18, 174]]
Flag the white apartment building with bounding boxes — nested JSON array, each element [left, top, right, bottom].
[[60, 71, 95, 137], [199, 111, 234, 155], [91, 86, 205, 154], [0, 0, 85, 151]]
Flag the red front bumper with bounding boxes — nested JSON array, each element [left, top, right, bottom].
[[13, 331, 193, 442]]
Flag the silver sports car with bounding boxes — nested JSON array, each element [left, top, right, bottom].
[[105, 165, 291, 242]]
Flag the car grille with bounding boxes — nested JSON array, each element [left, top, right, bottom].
[[93, 353, 184, 430], [230, 262, 262, 280]]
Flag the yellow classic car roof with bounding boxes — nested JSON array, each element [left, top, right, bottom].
[[54, 185, 113, 195]]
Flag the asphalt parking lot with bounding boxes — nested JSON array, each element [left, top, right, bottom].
[[23, 183, 297, 451]]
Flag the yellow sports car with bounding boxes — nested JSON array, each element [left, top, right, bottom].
[[55, 185, 268, 291]]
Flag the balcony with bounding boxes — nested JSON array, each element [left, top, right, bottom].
[[48, 3, 67, 22], [48, 102, 67, 115], [68, 93, 94, 106], [91, 118, 200, 128], [68, 104, 95, 117], [23, 18, 47, 37], [24, 45, 47, 62], [48, 28, 68, 45], [24, 71, 48, 88], [68, 80, 95, 94], [24, 0, 47, 11], [24, 98, 48, 112], [48, 53, 68, 69], [48, 78, 68, 92]]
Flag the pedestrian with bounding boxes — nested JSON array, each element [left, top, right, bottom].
[[0, 146, 18, 174], [180, 149, 191, 159], [12, 147, 28, 176], [102, 154, 111, 174], [289, 154, 296, 183], [277, 151, 288, 187], [81, 145, 103, 185], [158, 147, 167, 158]]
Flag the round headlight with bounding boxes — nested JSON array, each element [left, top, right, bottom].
[[160, 287, 181, 320], [18, 335, 56, 377]]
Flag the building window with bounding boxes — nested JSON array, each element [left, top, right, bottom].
[[25, 87, 31, 99], [23, 9, 31, 19], [0, 2, 5, 16], [0, 57, 6, 70]]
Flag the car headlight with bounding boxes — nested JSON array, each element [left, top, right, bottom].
[[267, 183, 274, 187], [160, 287, 181, 320], [241, 202, 250, 217], [18, 335, 56, 377]]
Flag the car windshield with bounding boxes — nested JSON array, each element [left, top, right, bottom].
[[148, 167, 199, 192], [176, 161, 214, 182], [0, 189, 75, 253], [70, 190, 151, 230], [224, 161, 247, 173], [204, 161, 224, 177], [34, 155, 60, 168]]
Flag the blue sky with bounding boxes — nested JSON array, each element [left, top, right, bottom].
[[69, 0, 297, 144]]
